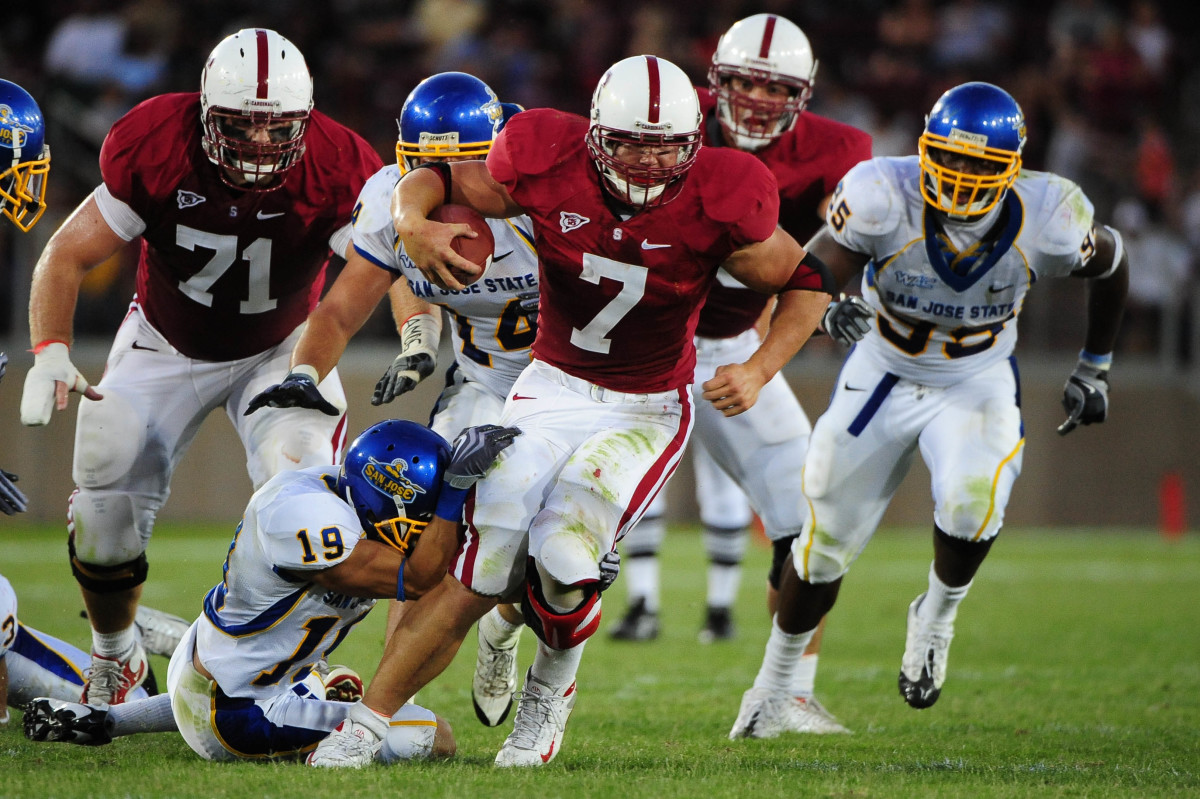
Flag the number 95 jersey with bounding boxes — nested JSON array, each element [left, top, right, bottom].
[[828, 156, 1097, 386], [194, 467, 375, 701], [352, 165, 539, 397]]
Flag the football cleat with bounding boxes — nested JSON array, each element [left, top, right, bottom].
[[494, 668, 576, 767], [697, 605, 735, 644], [23, 698, 113, 746], [135, 605, 191, 658], [472, 624, 519, 727], [898, 593, 955, 709], [728, 687, 852, 738], [789, 695, 852, 734], [322, 666, 365, 703], [81, 644, 148, 705], [608, 597, 659, 641], [306, 704, 387, 768]]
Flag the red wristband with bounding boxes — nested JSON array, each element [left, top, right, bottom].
[[31, 339, 69, 355]]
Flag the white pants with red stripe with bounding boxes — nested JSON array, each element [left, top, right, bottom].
[[457, 359, 693, 597]]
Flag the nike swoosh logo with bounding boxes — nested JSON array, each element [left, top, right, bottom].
[[843, 383, 865, 392], [988, 283, 1013, 293], [493, 251, 514, 262], [541, 740, 556, 763], [512, 394, 537, 401], [131, 341, 158, 352], [641, 240, 671, 250], [257, 211, 285, 220]]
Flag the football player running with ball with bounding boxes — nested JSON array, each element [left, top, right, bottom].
[[733, 82, 1127, 729], [19, 29, 383, 707], [308, 54, 833, 769]]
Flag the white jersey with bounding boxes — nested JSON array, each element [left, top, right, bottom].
[[829, 156, 1097, 386], [352, 165, 538, 397], [194, 466, 375, 701], [0, 575, 16, 658]]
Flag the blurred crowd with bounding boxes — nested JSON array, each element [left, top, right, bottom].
[[2, 0, 1198, 359]]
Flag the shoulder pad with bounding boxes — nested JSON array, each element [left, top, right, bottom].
[[1025, 171, 1095, 257], [833, 157, 906, 238], [352, 165, 402, 235], [696, 148, 778, 224]]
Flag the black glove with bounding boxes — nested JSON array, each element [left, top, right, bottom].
[[516, 290, 539, 325], [372, 352, 436, 406], [0, 469, 28, 515], [0, 351, 7, 381], [822, 294, 873, 346], [598, 550, 620, 592], [1057, 359, 1110, 436], [445, 424, 522, 489], [244, 372, 339, 416]]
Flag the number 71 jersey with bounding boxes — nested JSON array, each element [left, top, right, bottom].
[[194, 467, 375, 701], [828, 156, 1097, 386]]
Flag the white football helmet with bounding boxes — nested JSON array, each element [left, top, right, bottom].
[[708, 14, 818, 152], [587, 55, 702, 209], [200, 28, 313, 190]]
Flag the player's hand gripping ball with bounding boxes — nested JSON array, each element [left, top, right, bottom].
[[430, 204, 494, 286]]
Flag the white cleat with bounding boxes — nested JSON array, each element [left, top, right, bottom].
[[898, 592, 955, 709], [306, 702, 388, 768], [729, 686, 851, 738], [472, 624, 519, 727], [135, 606, 191, 658], [789, 695, 852, 734], [494, 668, 576, 767]]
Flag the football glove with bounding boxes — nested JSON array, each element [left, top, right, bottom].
[[373, 312, 441, 405], [1057, 357, 1110, 436], [821, 294, 873, 347], [516, 290, 539, 325], [244, 369, 339, 416], [598, 550, 621, 592], [20, 342, 93, 426], [445, 424, 522, 490], [0, 350, 7, 381], [0, 469, 28, 515]]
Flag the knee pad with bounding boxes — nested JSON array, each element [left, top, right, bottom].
[[768, 535, 798, 590], [73, 390, 144, 488], [69, 532, 148, 593], [379, 704, 440, 763], [69, 489, 154, 566], [520, 561, 602, 650]]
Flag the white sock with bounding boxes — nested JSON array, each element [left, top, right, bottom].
[[625, 557, 660, 612], [921, 561, 971, 625], [790, 653, 819, 698], [480, 606, 522, 650], [530, 639, 586, 692], [752, 616, 815, 693], [92, 625, 137, 659], [107, 693, 176, 736], [706, 563, 742, 608]]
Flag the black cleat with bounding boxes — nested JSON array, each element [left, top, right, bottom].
[[23, 698, 113, 746], [609, 598, 659, 641]]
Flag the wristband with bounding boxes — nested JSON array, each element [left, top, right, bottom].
[[290, 364, 320, 383], [434, 484, 469, 522], [1078, 350, 1113, 369], [395, 560, 406, 602], [31, 339, 69, 355]]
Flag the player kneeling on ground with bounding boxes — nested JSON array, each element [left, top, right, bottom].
[[25, 420, 519, 765]]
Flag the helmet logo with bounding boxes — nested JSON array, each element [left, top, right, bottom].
[[362, 456, 427, 507], [0, 105, 34, 149]]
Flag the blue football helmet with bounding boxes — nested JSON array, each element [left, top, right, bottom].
[[335, 419, 451, 555], [0, 79, 50, 232], [396, 72, 521, 173], [918, 82, 1026, 218]]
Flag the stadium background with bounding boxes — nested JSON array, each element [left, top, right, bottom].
[[0, 0, 1198, 528]]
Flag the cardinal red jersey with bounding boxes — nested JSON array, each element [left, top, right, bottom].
[[694, 89, 872, 339], [487, 109, 780, 393], [99, 93, 383, 361]]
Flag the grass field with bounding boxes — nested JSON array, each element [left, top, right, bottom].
[[2, 521, 1197, 798]]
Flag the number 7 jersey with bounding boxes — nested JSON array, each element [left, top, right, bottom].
[[194, 467, 375, 701], [828, 156, 1098, 386]]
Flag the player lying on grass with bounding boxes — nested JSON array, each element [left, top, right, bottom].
[[25, 420, 518, 764]]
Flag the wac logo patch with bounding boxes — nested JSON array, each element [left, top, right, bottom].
[[362, 456, 426, 507], [176, 190, 206, 210], [559, 211, 589, 233]]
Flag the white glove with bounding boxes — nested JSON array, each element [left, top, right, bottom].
[[20, 342, 92, 426], [822, 294, 874, 347]]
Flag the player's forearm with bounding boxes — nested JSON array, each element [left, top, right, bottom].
[[402, 517, 460, 599], [28, 254, 88, 346], [391, 168, 449, 237], [290, 311, 356, 381], [746, 289, 829, 379], [1083, 257, 1128, 355]]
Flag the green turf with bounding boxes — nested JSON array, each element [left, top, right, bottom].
[[2, 521, 1197, 798]]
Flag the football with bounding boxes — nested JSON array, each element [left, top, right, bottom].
[[429, 203, 495, 286]]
